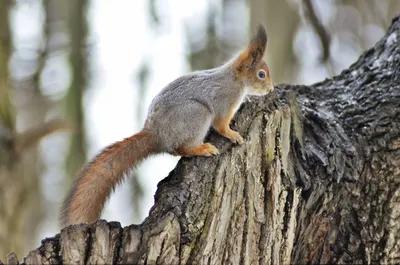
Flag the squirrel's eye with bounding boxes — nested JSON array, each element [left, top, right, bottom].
[[257, 70, 266, 79]]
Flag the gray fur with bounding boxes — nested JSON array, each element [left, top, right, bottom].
[[144, 25, 273, 154], [145, 63, 250, 153]]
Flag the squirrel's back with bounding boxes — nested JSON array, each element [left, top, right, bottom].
[[148, 65, 237, 111]]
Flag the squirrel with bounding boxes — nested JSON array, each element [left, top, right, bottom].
[[60, 25, 274, 228]]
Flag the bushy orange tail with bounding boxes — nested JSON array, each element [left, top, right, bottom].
[[60, 130, 156, 228]]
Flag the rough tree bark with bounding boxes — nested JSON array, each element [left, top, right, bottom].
[[3, 15, 400, 265]]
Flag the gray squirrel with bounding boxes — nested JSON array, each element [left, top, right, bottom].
[[60, 25, 274, 228]]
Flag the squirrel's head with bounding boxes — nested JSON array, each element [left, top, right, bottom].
[[234, 24, 274, 95]]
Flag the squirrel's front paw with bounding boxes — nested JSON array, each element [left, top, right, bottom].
[[225, 130, 244, 145]]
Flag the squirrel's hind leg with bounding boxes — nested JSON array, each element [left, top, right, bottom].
[[174, 143, 219, 157], [159, 100, 214, 156]]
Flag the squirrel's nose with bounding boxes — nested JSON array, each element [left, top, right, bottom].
[[269, 82, 274, 92]]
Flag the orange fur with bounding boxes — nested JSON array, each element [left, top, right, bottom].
[[60, 130, 157, 227], [214, 109, 235, 132], [175, 143, 219, 157], [233, 25, 273, 95], [213, 109, 244, 144]]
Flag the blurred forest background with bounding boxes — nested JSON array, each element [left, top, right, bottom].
[[0, 0, 398, 259]]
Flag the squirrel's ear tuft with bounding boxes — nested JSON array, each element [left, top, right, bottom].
[[248, 24, 267, 64], [236, 24, 267, 70], [250, 24, 267, 52]]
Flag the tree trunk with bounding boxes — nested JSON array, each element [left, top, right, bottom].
[[4, 15, 400, 265], [0, 0, 46, 259], [64, 0, 88, 180]]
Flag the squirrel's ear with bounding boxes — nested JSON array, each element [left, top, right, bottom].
[[236, 24, 267, 70]]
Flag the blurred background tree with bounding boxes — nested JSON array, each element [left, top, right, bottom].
[[0, 0, 398, 259]]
